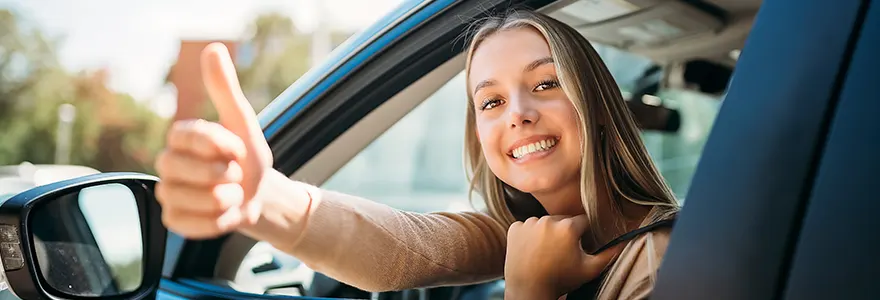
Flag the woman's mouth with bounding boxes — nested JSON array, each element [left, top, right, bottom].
[[509, 137, 559, 161]]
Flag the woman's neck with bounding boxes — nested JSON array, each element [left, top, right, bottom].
[[591, 186, 652, 251], [532, 179, 651, 253]]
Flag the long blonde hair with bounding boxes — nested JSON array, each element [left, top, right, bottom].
[[464, 10, 680, 245]]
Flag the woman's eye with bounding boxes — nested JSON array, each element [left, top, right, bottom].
[[480, 99, 503, 110], [534, 80, 559, 91]]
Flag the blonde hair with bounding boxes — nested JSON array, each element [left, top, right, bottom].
[[464, 10, 680, 246]]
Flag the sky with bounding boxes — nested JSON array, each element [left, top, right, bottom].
[[78, 183, 143, 263], [0, 0, 404, 117]]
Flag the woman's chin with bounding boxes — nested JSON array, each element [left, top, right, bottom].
[[509, 177, 570, 194], [538, 202, 587, 216]]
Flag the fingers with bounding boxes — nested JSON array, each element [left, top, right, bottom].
[[564, 214, 590, 235], [167, 119, 246, 160], [154, 182, 244, 214], [156, 180, 247, 239], [510, 215, 590, 236], [161, 206, 244, 239], [155, 151, 243, 186], [582, 242, 626, 278]]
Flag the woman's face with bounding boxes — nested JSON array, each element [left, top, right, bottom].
[[469, 27, 583, 212]]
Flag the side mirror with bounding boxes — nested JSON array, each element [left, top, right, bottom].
[[0, 172, 165, 299]]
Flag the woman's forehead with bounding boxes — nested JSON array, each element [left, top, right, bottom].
[[468, 28, 552, 86]]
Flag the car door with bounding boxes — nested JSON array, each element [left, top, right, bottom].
[[157, 0, 877, 299]]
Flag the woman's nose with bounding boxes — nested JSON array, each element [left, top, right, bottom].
[[507, 97, 540, 128]]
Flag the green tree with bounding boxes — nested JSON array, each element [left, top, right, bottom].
[[110, 258, 143, 292], [201, 13, 353, 120], [0, 9, 56, 116], [0, 9, 166, 175]]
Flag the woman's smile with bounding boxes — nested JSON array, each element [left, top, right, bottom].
[[507, 135, 560, 163]]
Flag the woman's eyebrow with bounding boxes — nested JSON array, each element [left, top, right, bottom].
[[472, 57, 553, 96], [473, 79, 496, 97], [524, 57, 554, 73]]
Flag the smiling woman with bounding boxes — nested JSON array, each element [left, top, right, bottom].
[[459, 11, 680, 298]]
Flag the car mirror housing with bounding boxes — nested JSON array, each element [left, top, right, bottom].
[[0, 172, 165, 300]]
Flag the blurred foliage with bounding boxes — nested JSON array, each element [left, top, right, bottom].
[[0, 9, 351, 176], [0, 9, 166, 173], [110, 258, 143, 292], [203, 13, 352, 120]]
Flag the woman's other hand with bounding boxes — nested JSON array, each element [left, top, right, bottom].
[[504, 215, 624, 300], [154, 43, 274, 239]]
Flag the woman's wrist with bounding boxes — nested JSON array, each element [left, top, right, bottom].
[[237, 169, 314, 251]]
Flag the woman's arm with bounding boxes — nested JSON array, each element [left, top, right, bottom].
[[238, 169, 509, 292]]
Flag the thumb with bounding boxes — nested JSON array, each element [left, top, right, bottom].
[[201, 43, 266, 156], [567, 214, 590, 236], [201, 43, 273, 199], [581, 242, 625, 279]]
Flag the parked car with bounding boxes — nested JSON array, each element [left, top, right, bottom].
[[0, 163, 101, 200], [1, 0, 877, 299]]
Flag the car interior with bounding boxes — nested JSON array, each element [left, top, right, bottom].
[[173, 0, 765, 298]]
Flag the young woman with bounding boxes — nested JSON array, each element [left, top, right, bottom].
[[154, 9, 680, 300]]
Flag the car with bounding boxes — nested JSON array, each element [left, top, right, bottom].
[[1, 0, 877, 299], [0, 163, 102, 201]]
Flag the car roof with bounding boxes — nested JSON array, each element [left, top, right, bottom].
[[0, 162, 101, 197]]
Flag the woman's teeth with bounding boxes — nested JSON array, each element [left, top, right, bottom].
[[512, 138, 557, 159]]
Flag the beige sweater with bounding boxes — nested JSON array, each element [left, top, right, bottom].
[[241, 171, 671, 299]]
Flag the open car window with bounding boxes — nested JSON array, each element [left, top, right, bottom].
[[236, 40, 727, 295], [321, 44, 721, 213], [236, 41, 721, 296]]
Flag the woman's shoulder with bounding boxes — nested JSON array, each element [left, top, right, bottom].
[[631, 217, 674, 246], [596, 219, 674, 300], [625, 225, 672, 257], [621, 217, 675, 271]]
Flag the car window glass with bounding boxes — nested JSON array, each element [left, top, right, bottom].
[[322, 71, 474, 212]]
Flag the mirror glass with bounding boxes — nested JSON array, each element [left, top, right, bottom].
[[30, 183, 144, 297]]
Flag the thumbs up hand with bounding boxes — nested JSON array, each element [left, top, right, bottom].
[[155, 43, 274, 239]]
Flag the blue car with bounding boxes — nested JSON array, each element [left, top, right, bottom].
[[1, 0, 878, 299]]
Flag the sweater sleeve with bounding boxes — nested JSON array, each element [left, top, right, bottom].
[[271, 183, 509, 292]]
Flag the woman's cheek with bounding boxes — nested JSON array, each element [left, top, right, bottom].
[[476, 125, 506, 172]]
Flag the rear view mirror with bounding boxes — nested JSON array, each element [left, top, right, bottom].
[[665, 59, 733, 96], [0, 173, 165, 299]]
